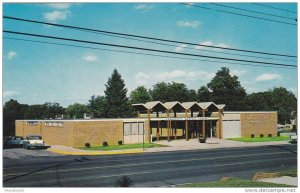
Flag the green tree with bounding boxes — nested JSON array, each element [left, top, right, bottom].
[[24, 104, 44, 119], [197, 86, 212, 102], [3, 99, 28, 136], [188, 89, 197, 101], [88, 95, 108, 118], [149, 82, 169, 102], [207, 67, 247, 110], [104, 69, 131, 118], [245, 87, 297, 124], [66, 103, 88, 119], [150, 82, 190, 102], [129, 86, 151, 104]]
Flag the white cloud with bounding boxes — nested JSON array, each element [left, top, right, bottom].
[[47, 3, 71, 9], [8, 51, 17, 60], [177, 21, 201, 28], [43, 10, 70, 23], [82, 55, 97, 62], [194, 41, 230, 50], [230, 70, 246, 76], [255, 73, 281, 82], [135, 70, 214, 87], [175, 44, 188, 52], [4, 90, 19, 98], [134, 4, 154, 12]]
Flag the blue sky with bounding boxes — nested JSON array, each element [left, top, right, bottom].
[[3, 3, 298, 107]]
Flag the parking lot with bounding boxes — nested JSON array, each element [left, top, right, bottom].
[[3, 147, 63, 159]]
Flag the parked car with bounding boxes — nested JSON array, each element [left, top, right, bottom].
[[9, 136, 24, 148], [290, 135, 297, 144], [3, 136, 12, 149], [23, 135, 45, 149]]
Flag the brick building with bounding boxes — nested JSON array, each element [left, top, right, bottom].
[[15, 101, 277, 147]]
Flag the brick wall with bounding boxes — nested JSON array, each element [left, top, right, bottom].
[[42, 122, 74, 147], [72, 121, 123, 147], [240, 112, 277, 137]]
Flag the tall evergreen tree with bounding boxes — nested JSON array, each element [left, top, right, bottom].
[[104, 69, 130, 118]]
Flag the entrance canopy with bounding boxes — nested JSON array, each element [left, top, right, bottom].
[[132, 101, 225, 112]]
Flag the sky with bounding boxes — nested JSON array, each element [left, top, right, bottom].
[[3, 2, 298, 107]]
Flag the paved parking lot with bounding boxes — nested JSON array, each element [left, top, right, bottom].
[[3, 147, 63, 159]]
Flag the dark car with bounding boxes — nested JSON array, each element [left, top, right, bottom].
[[9, 136, 24, 148]]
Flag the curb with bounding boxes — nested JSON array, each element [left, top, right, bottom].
[[48, 148, 144, 156]]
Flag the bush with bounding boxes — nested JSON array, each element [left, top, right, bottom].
[[251, 134, 255, 138], [118, 140, 123, 145], [85, 143, 90, 148], [260, 134, 264, 138], [277, 132, 281, 137], [103, 141, 108, 146], [115, 175, 134, 187], [268, 134, 272, 137]]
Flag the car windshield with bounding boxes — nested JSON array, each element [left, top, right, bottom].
[[27, 136, 41, 140]]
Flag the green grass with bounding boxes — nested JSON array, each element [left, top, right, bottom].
[[228, 136, 289, 142], [178, 178, 294, 187], [79, 143, 166, 151]]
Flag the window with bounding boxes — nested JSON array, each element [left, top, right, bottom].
[[44, 122, 64, 127], [26, 121, 38, 125], [138, 123, 144, 135], [131, 123, 138, 135]]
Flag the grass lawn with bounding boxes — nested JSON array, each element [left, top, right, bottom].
[[228, 136, 289, 143], [279, 168, 297, 177], [79, 143, 166, 151], [177, 178, 294, 187]]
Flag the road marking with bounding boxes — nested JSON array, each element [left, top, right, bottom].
[[95, 171, 151, 179], [3, 151, 295, 177]]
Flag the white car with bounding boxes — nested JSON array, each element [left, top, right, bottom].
[[23, 135, 45, 149]]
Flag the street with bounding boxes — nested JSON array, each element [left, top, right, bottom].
[[3, 144, 297, 187]]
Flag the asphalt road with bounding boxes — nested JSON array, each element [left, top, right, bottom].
[[3, 144, 297, 187]]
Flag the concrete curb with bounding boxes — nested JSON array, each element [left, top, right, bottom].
[[48, 148, 144, 156]]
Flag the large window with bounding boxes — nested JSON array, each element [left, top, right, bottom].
[[124, 122, 144, 136]]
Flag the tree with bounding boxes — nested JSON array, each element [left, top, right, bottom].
[[197, 86, 212, 102], [3, 99, 28, 136], [149, 82, 169, 103], [150, 82, 190, 102], [66, 103, 88, 119], [87, 95, 108, 118], [188, 89, 197, 102], [24, 102, 65, 119], [104, 69, 131, 118], [129, 86, 151, 104], [207, 67, 247, 110], [245, 87, 297, 124]]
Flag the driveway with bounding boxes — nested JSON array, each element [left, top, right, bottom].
[[3, 147, 63, 159]]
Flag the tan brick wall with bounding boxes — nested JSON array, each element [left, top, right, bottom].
[[72, 121, 123, 148], [42, 122, 74, 147], [240, 112, 277, 137], [15, 121, 24, 136], [16, 121, 42, 137]]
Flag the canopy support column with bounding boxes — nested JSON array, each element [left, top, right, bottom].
[[185, 110, 188, 141], [202, 110, 206, 137]]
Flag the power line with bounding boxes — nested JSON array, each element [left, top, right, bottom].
[[253, 3, 297, 14], [4, 16, 297, 58], [65, 27, 297, 63], [4, 36, 296, 70], [181, 3, 297, 26], [209, 3, 296, 21], [3, 30, 297, 68]]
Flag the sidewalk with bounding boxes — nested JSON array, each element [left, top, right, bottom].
[[257, 176, 297, 186], [47, 138, 290, 155]]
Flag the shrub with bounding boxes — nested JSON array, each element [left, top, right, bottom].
[[260, 134, 264, 138], [85, 143, 90, 148], [268, 134, 272, 137], [103, 141, 108, 146], [277, 132, 281, 137], [118, 140, 123, 145], [251, 134, 255, 138], [115, 175, 134, 187]]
